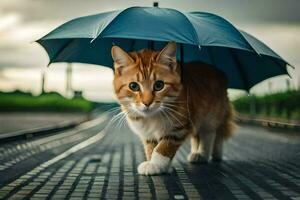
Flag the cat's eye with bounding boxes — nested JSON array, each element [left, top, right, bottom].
[[129, 82, 140, 91], [153, 80, 164, 91]]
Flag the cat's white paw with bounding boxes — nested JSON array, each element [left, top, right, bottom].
[[138, 151, 172, 175], [138, 161, 173, 175], [187, 153, 208, 164]]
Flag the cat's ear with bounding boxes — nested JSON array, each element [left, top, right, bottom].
[[157, 42, 177, 70], [111, 46, 134, 72]]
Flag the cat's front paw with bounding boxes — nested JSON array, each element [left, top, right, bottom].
[[138, 161, 172, 175], [138, 151, 172, 175], [187, 153, 208, 164]]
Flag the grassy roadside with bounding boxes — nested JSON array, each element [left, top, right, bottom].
[[233, 90, 300, 121], [0, 91, 94, 112]]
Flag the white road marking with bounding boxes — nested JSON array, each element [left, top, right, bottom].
[[31, 114, 109, 146], [41, 129, 106, 168], [38, 114, 110, 167]]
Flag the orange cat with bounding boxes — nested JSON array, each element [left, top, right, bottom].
[[112, 42, 235, 175]]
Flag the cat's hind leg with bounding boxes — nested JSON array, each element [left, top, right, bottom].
[[212, 133, 223, 162], [187, 134, 202, 162], [212, 118, 236, 162], [188, 131, 216, 164]]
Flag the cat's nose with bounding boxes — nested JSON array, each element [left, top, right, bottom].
[[141, 91, 153, 108], [143, 102, 151, 107]]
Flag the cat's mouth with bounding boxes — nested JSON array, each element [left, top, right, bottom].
[[139, 108, 158, 116], [133, 105, 161, 117]]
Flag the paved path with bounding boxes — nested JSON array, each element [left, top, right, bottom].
[[0, 113, 300, 200], [0, 112, 87, 134]]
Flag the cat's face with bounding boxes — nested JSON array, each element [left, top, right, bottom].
[[112, 42, 182, 117]]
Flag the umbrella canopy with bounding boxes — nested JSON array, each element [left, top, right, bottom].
[[37, 6, 291, 91]]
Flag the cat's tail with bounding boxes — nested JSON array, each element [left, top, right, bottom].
[[217, 103, 236, 139]]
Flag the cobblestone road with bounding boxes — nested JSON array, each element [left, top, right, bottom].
[[0, 114, 300, 200]]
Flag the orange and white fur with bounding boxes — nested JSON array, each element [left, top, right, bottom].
[[112, 42, 235, 175]]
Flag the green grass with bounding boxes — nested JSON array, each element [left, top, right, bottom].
[[233, 90, 300, 121], [0, 91, 94, 112]]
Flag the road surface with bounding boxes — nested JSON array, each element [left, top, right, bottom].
[[0, 112, 87, 135], [0, 113, 299, 200]]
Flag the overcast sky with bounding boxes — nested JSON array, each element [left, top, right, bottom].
[[0, 0, 299, 101]]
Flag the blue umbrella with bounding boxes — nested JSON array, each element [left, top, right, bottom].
[[37, 6, 291, 91]]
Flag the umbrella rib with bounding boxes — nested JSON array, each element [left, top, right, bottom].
[[207, 47, 249, 91], [148, 40, 154, 50], [91, 10, 123, 42], [229, 49, 250, 91], [48, 39, 75, 65], [129, 40, 136, 52], [237, 30, 261, 56], [177, 11, 200, 46], [207, 47, 215, 67], [268, 56, 291, 78], [93, 7, 135, 42]]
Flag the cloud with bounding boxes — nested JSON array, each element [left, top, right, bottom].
[[0, 13, 20, 32], [1, 0, 300, 25], [0, 21, 54, 69]]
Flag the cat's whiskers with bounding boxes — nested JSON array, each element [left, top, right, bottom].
[[101, 107, 122, 129], [162, 102, 186, 111], [105, 110, 127, 131], [165, 106, 187, 119], [115, 112, 125, 129], [116, 110, 129, 129], [163, 105, 187, 119], [102, 107, 122, 117], [165, 110, 184, 127], [159, 107, 173, 130], [162, 100, 186, 104], [160, 105, 184, 127]]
